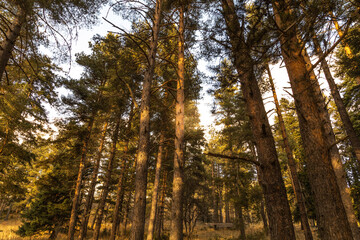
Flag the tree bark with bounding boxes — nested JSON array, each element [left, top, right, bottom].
[[259, 199, 268, 234], [131, 0, 162, 238], [271, 1, 354, 239], [147, 131, 165, 240], [79, 121, 108, 240], [156, 172, 167, 240], [311, 36, 360, 239], [4, 202, 11, 221], [68, 117, 95, 240], [110, 141, 130, 240], [312, 35, 360, 170], [170, 5, 185, 240], [266, 65, 313, 240], [238, 206, 246, 240], [93, 119, 121, 240], [221, 0, 296, 239], [0, 6, 26, 82]]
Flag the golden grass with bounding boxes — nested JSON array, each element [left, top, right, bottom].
[[0, 218, 319, 240]]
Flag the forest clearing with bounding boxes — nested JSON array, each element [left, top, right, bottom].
[[0, 0, 360, 240]]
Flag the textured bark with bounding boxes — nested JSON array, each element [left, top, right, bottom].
[[68, 117, 95, 240], [170, 6, 185, 240], [131, 0, 162, 238], [147, 132, 165, 240], [266, 65, 313, 240], [93, 120, 120, 240], [221, 0, 296, 239], [110, 141, 130, 240], [313, 36, 360, 170], [79, 121, 108, 240], [310, 36, 360, 239], [0, 7, 26, 82], [271, 1, 353, 239]]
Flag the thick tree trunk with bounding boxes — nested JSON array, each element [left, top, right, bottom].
[[0, 7, 26, 82], [266, 65, 313, 240], [79, 121, 108, 240], [147, 132, 165, 240], [271, 1, 354, 239], [110, 141, 130, 240], [311, 36, 360, 239], [68, 117, 95, 240], [93, 120, 120, 240], [131, 0, 162, 239], [170, 6, 185, 240], [221, 0, 296, 239]]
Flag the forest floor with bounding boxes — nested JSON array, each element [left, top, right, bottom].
[[0, 217, 319, 240]]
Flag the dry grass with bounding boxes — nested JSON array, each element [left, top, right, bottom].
[[0, 218, 319, 240]]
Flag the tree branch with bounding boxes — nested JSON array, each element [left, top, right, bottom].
[[205, 152, 260, 166]]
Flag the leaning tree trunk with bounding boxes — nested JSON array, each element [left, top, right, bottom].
[[266, 65, 313, 240], [312, 35, 360, 171], [67, 117, 95, 240], [0, 6, 26, 83], [93, 119, 120, 240], [131, 0, 162, 239], [170, 5, 185, 240], [79, 121, 108, 240], [271, 1, 353, 239], [221, 0, 296, 239], [147, 131, 165, 240]]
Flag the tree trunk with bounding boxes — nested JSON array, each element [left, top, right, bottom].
[[131, 0, 162, 238], [93, 119, 120, 240], [79, 121, 108, 240], [311, 36, 360, 239], [156, 172, 167, 240], [221, 0, 296, 239], [238, 206, 246, 240], [0, 6, 26, 82], [225, 186, 230, 223], [312, 35, 360, 170], [91, 204, 99, 230], [260, 199, 268, 234], [68, 117, 95, 240], [110, 141, 130, 240], [212, 163, 219, 223], [147, 132, 165, 240], [170, 5, 185, 240], [271, 1, 354, 239], [4, 203, 11, 221], [266, 65, 313, 240]]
